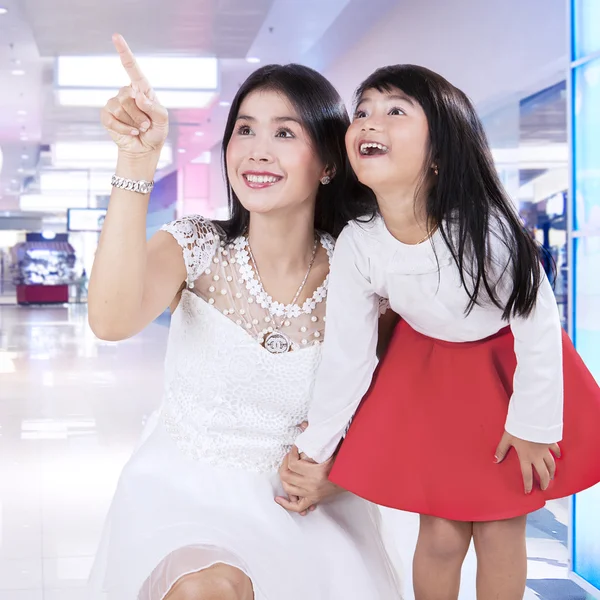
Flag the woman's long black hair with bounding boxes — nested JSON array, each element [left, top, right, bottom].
[[355, 65, 551, 320], [216, 64, 373, 241]]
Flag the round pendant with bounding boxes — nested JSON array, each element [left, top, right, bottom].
[[264, 331, 291, 354]]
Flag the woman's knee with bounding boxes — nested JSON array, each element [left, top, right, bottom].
[[166, 564, 252, 600]]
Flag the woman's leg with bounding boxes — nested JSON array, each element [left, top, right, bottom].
[[413, 515, 473, 600], [164, 563, 254, 600]]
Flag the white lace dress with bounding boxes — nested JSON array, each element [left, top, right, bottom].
[[88, 216, 402, 600]]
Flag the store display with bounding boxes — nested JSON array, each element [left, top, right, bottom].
[[10, 233, 78, 304]]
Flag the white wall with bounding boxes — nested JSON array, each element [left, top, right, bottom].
[[208, 144, 229, 218], [325, 0, 568, 112]]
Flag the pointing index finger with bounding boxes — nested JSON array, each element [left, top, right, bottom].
[[112, 33, 151, 92]]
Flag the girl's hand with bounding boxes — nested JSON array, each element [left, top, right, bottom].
[[495, 430, 561, 494], [276, 447, 343, 515]]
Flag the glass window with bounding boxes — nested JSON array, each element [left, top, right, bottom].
[[573, 235, 600, 381], [573, 58, 600, 231], [573, 0, 600, 60]]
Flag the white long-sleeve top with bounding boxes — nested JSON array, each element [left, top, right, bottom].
[[295, 215, 564, 463]]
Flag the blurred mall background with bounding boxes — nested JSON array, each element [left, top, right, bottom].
[[0, 0, 598, 598]]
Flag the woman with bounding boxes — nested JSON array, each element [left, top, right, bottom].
[[87, 35, 401, 600]]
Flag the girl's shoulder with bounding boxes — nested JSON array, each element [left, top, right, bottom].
[[343, 214, 385, 247]]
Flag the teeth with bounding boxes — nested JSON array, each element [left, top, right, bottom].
[[359, 142, 389, 154], [245, 174, 279, 184]]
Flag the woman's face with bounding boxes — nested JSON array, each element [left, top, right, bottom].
[[346, 87, 430, 198], [226, 89, 327, 216]]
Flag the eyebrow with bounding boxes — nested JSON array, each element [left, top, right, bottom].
[[236, 115, 302, 125], [356, 93, 416, 108]]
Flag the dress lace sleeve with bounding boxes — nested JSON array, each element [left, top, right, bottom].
[[161, 216, 220, 287]]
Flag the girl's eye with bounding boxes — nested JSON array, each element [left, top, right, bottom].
[[389, 107, 405, 116], [237, 125, 252, 135]]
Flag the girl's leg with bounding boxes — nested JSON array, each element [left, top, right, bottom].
[[472, 515, 528, 600], [413, 515, 473, 600]]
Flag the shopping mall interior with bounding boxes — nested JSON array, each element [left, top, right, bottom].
[[0, 0, 599, 598]]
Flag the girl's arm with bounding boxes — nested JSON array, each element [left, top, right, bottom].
[[507, 272, 564, 443], [295, 226, 382, 463]]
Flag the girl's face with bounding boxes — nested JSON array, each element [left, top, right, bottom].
[[226, 89, 327, 216], [346, 87, 431, 198]]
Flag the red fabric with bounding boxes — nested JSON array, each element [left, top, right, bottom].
[[329, 320, 600, 522]]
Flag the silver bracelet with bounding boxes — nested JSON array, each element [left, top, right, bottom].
[[111, 174, 154, 195]]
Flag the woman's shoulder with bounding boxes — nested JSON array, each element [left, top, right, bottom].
[[161, 215, 224, 244]]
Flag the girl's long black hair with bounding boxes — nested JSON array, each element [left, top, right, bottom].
[[216, 64, 373, 241], [356, 65, 551, 320]]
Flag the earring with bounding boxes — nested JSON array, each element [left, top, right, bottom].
[[320, 176, 331, 185], [433, 165, 439, 176]]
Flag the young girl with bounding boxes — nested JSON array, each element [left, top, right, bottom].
[[87, 36, 402, 599], [294, 65, 600, 599]]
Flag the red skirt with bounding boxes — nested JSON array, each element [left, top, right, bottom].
[[329, 320, 600, 522]]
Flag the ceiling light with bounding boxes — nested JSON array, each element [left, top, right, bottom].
[[52, 141, 172, 170], [20, 194, 90, 212], [21, 154, 29, 160], [246, 57, 261, 64], [17, 110, 27, 116], [56, 88, 218, 109], [178, 148, 186, 154], [11, 69, 25, 76], [195, 131, 204, 137], [40, 171, 112, 194], [0, 7, 8, 15], [219, 101, 231, 107], [57, 55, 218, 90]]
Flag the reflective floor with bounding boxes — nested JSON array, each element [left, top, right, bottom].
[[0, 305, 590, 599]]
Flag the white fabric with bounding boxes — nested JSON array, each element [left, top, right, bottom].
[[295, 215, 564, 464], [88, 215, 403, 600]]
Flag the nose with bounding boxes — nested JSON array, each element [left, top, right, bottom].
[[361, 114, 382, 132], [248, 137, 274, 163]]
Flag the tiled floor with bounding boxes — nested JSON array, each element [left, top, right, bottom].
[[0, 304, 594, 599]]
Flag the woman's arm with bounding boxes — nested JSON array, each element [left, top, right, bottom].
[[88, 159, 186, 341], [87, 35, 185, 341]]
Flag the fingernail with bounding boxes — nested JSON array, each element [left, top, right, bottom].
[[494, 455, 500, 463], [131, 129, 140, 136], [140, 121, 150, 132]]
